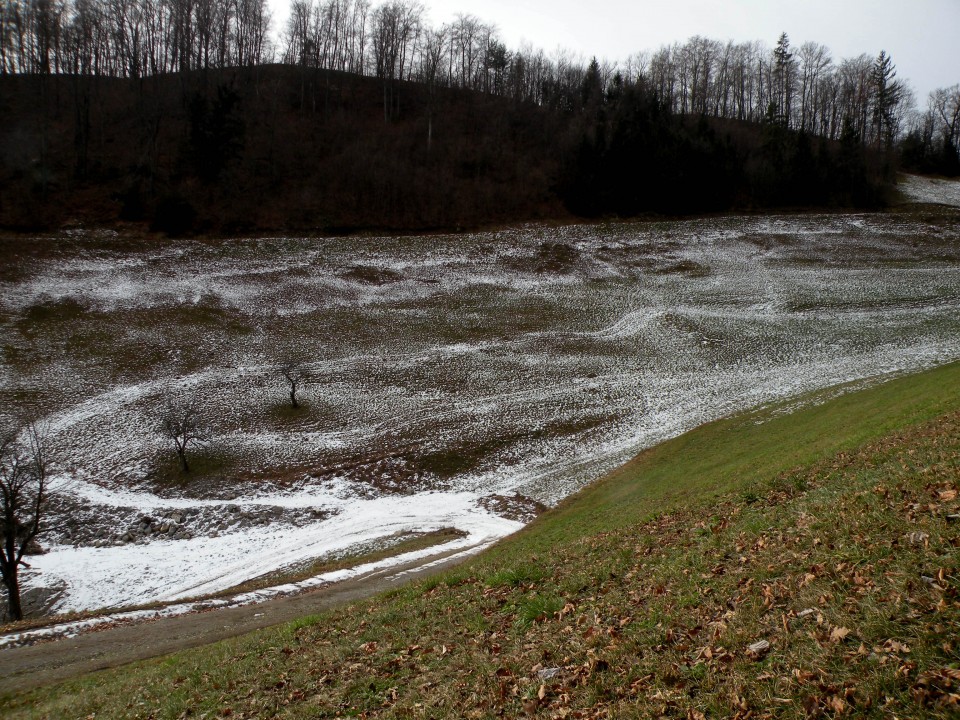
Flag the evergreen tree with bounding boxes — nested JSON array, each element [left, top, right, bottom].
[[772, 33, 795, 127], [870, 51, 902, 152]]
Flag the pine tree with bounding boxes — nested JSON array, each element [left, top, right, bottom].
[[871, 51, 902, 151], [772, 33, 795, 127]]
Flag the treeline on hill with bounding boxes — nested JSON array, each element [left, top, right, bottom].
[[561, 61, 889, 216], [900, 85, 960, 177], [1, 0, 958, 233]]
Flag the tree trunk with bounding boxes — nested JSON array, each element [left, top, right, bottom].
[[5, 570, 22, 621], [290, 387, 299, 408], [177, 448, 190, 473]]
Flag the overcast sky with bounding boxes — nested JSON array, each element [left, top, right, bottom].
[[268, 0, 959, 103]]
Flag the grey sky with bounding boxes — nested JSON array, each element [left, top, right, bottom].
[[269, 0, 959, 103]]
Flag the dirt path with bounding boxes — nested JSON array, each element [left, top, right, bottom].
[[0, 547, 475, 696]]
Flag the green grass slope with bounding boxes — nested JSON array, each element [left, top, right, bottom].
[[5, 362, 960, 718]]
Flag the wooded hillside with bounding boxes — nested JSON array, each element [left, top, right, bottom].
[[3, 0, 958, 234], [0, 62, 903, 235]]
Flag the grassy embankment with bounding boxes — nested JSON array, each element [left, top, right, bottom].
[[4, 362, 960, 718]]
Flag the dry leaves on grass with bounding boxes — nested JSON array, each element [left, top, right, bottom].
[[913, 667, 960, 708], [829, 626, 851, 644]]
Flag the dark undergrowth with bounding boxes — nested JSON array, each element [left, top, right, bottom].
[[0, 66, 894, 237]]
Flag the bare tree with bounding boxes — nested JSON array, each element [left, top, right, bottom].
[[0, 424, 49, 621], [420, 24, 445, 153], [159, 397, 209, 473], [370, 0, 420, 120], [931, 85, 960, 155], [232, 0, 269, 67], [837, 54, 873, 141], [798, 42, 831, 133], [279, 360, 306, 408]]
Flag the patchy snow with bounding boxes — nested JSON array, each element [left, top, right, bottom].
[[0, 533, 493, 650], [33, 491, 517, 609], [3, 213, 960, 615], [899, 174, 960, 207]]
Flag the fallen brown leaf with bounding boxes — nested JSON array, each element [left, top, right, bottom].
[[830, 626, 851, 643]]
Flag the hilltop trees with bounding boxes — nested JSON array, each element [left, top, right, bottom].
[[0, 0, 924, 146], [770, 32, 796, 126], [281, 0, 371, 75], [370, 0, 422, 120], [0, 0, 272, 76], [0, 0, 949, 231], [902, 84, 960, 176], [0, 424, 50, 621], [870, 51, 904, 153], [0, 0, 921, 150], [797, 42, 832, 134]]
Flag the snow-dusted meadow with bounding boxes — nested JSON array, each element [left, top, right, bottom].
[[3, 205, 960, 614], [899, 174, 960, 207]]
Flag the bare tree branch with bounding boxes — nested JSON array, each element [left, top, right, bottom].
[[158, 396, 210, 473], [279, 360, 308, 408], [0, 423, 51, 621]]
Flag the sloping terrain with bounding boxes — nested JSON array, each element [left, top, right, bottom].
[[899, 174, 960, 207], [2, 210, 960, 614], [0, 65, 897, 235], [4, 359, 959, 718]]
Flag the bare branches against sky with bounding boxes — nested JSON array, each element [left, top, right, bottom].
[[269, 0, 958, 101]]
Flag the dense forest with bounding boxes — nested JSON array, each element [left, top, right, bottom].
[[1, 0, 958, 233]]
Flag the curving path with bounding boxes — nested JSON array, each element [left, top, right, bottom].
[[0, 546, 472, 695]]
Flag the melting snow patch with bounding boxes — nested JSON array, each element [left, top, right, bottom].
[[3, 213, 960, 616]]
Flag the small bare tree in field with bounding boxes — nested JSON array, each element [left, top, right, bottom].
[[0, 424, 49, 621], [159, 398, 210, 473], [279, 361, 308, 409]]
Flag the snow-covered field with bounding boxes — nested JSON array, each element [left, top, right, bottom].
[[899, 173, 960, 207], [3, 207, 960, 614]]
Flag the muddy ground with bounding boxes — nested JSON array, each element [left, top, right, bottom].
[[2, 202, 960, 614]]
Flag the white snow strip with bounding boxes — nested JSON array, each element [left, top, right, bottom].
[[30, 493, 519, 611], [0, 528, 504, 650], [3, 212, 960, 618]]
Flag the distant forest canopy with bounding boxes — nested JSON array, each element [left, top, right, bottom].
[[1, 0, 958, 233]]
